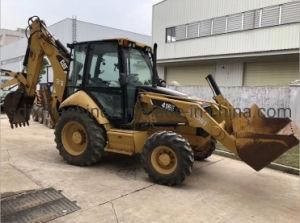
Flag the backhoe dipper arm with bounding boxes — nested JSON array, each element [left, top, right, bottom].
[[0, 16, 70, 127]]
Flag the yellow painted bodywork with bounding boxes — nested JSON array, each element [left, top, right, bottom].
[[59, 90, 110, 127], [105, 129, 148, 155], [135, 92, 237, 153], [0, 18, 69, 124]]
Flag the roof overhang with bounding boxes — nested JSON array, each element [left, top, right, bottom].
[[158, 48, 299, 65]]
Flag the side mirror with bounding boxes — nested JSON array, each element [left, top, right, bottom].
[[158, 78, 166, 87], [119, 73, 128, 86]]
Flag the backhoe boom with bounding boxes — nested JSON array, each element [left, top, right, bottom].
[[0, 16, 70, 127]]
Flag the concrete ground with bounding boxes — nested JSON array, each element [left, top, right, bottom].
[[1, 115, 300, 223]]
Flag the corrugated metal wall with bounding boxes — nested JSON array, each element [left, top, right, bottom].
[[165, 59, 299, 87], [153, 0, 300, 60], [215, 63, 244, 86], [244, 60, 299, 86]]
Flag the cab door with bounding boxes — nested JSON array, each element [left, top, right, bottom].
[[123, 47, 153, 122], [84, 41, 125, 124]]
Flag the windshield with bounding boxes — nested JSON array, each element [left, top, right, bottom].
[[124, 47, 153, 86]]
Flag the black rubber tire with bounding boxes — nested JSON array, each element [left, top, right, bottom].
[[31, 106, 39, 122], [141, 131, 194, 186], [31, 111, 39, 122], [55, 107, 106, 166], [37, 108, 44, 124], [193, 141, 216, 161]]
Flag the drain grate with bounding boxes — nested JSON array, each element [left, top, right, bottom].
[[1, 188, 80, 223]]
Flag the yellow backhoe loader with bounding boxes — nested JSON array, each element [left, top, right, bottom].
[[1, 17, 299, 185]]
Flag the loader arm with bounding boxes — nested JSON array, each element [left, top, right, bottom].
[[139, 93, 238, 154], [0, 16, 70, 127], [138, 74, 299, 171]]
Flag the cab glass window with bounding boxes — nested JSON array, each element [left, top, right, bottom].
[[69, 44, 87, 87], [124, 48, 152, 86], [86, 42, 120, 88]]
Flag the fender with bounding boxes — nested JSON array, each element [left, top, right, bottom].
[[59, 90, 110, 126]]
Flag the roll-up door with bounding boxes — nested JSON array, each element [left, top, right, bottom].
[[244, 61, 299, 86], [166, 64, 216, 86]]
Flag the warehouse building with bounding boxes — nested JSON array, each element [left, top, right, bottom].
[[0, 28, 25, 47], [153, 0, 300, 86], [0, 17, 151, 76]]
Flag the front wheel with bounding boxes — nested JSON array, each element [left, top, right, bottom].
[[193, 140, 216, 161], [141, 131, 194, 186], [55, 107, 106, 166]]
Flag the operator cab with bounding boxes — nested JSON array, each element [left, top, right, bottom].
[[67, 39, 159, 126]]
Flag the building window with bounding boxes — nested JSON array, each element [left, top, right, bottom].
[[212, 16, 227, 34], [261, 6, 280, 27], [199, 19, 212, 37], [166, 27, 176, 43], [281, 1, 300, 24], [187, 23, 199, 39], [165, 1, 300, 43], [243, 10, 256, 30], [227, 13, 242, 32], [175, 25, 187, 40]]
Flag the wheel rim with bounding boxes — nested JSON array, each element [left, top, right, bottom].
[[151, 146, 178, 175], [62, 121, 88, 156]]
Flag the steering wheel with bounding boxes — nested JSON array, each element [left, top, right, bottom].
[[90, 77, 110, 87], [128, 73, 143, 86]]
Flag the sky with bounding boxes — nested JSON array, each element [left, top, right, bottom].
[[0, 0, 163, 35]]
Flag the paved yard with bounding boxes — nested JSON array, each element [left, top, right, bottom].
[[1, 116, 300, 223]]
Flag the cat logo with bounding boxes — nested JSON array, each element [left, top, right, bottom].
[[56, 55, 68, 72]]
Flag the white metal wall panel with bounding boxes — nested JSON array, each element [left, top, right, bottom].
[[215, 63, 244, 86], [1, 18, 151, 72], [261, 6, 280, 27], [157, 65, 165, 79], [281, 1, 300, 24], [153, 0, 297, 29], [76, 20, 151, 45], [48, 19, 72, 45], [166, 64, 216, 86], [153, 0, 300, 60], [0, 61, 22, 71], [244, 60, 299, 86]]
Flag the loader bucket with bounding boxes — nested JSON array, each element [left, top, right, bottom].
[[3, 89, 35, 128], [232, 104, 299, 171]]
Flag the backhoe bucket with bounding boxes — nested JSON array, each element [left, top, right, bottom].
[[3, 89, 35, 128], [232, 104, 299, 171]]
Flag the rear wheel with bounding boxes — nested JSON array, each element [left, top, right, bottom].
[[55, 107, 106, 166], [141, 131, 194, 186], [37, 108, 44, 124], [31, 105, 39, 122]]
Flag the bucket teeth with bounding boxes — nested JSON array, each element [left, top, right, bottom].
[[10, 122, 30, 129], [3, 89, 35, 129]]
